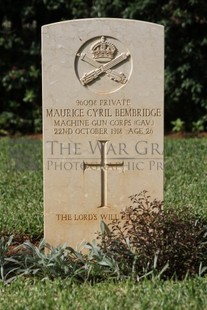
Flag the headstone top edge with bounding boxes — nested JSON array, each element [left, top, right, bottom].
[[41, 18, 164, 31]]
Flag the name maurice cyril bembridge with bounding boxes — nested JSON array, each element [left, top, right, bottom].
[[45, 98, 163, 173], [45, 98, 162, 135]]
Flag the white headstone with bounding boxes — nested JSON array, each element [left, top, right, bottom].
[[42, 18, 164, 248]]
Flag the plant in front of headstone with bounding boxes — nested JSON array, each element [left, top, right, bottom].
[[0, 238, 85, 284], [97, 191, 207, 280], [0, 237, 120, 284], [97, 191, 166, 280], [82, 240, 121, 282]]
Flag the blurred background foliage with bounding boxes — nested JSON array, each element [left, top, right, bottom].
[[0, 0, 207, 134]]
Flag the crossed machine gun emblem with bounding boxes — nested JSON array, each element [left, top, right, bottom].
[[77, 36, 130, 86]]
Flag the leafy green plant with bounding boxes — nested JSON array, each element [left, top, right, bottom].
[[0, 239, 82, 284], [171, 118, 185, 132], [0, 238, 120, 284], [192, 116, 207, 133]]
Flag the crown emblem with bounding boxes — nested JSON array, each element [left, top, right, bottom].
[[90, 36, 117, 63]]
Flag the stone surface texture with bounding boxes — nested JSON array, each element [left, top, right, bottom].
[[42, 18, 164, 248]]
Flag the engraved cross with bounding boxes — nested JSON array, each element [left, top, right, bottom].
[[83, 140, 124, 208]]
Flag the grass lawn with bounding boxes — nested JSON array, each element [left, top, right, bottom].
[[164, 137, 207, 219], [1, 277, 207, 310], [0, 136, 207, 309]]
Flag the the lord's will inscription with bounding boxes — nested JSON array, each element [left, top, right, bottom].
[[56, 213, 127, 221], [46, 98, 161, 136]]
